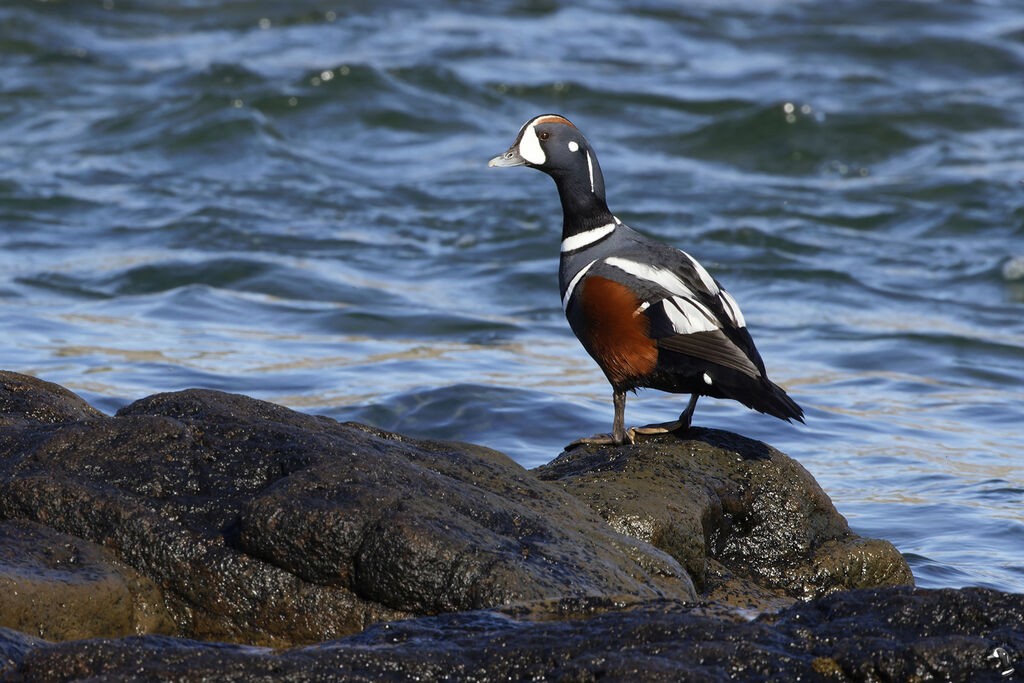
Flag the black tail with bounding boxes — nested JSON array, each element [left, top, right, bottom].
[[648, 346, 804, 423], [748, 378, 804, 423]]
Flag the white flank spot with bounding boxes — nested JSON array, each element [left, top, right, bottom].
[[634, 301, 651, 316], [703, 372, 713, 385], [560, 222, 616, 252], [562, 259, 597, 311], [663, 296, 719, 334], [567, 140, 579, 152], [682, 252, 719, 295], [586, 151, 595, 193], [719, 289, 747, 327], [518, 123, 545, 165]]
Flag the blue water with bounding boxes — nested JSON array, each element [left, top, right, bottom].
[[1, 0, 1022, 594]]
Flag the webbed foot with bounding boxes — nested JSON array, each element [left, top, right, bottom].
[[629, 418, 690, 438]]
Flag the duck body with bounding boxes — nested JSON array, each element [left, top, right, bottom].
[[490, 114, 803, 445]]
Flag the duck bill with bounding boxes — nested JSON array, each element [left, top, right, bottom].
[[488, 145, 527, 168]]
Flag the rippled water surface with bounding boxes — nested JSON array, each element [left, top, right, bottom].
[[2, 0, 1022, 593]]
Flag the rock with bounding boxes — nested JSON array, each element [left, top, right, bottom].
[[0, 372, 103, 426], [533, 428, 913, 608], [0, 372, 692, 647], [0, 628, 44, 676], [0, 519, 175, 641], [3, 586, 1021, 681]]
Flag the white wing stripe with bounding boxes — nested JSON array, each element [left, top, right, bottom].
[[719, 289, 747, 327], [560, 223, 616, 253], [562, 259, 597, 311], [664, 297, 720, 334], [604, 255, 747, 330], [675, 294, 718, 325], [604, 257, 690, 296], [682, 251, 719, 295]]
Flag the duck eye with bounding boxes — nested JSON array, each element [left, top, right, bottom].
[[538, 131, 550, 141]]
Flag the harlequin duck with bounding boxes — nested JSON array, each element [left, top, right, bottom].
[[489, 114, 804, 446]]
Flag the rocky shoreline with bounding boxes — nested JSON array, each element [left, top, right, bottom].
[[0, 370, 1019, 681]]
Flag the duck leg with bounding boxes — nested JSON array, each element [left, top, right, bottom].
[[612, 388, 627, 443], [567, 392, 698, 450], [566, 389, 629, 448]]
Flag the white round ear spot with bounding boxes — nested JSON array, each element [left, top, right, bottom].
[[518, 124, 546, 165], [567, 141, 579, 152]]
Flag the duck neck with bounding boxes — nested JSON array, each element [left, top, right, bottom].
[[551, 168, 615, 239]]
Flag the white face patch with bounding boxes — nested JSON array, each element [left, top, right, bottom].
[[567, 140, 579, 152], [518, 123, 546, 165]]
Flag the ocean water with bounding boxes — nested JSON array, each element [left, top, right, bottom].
[[1, 0, 1021, 594]]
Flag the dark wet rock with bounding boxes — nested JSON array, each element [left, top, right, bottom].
[[0, 519, 175, 641], [0, 372, 102, 427], [3, 586, 1021, 682], [0, 372, 692, 646], [534, 428, 913, 608], [0, 628, 43, 676], [234, 420, 691, 615]]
